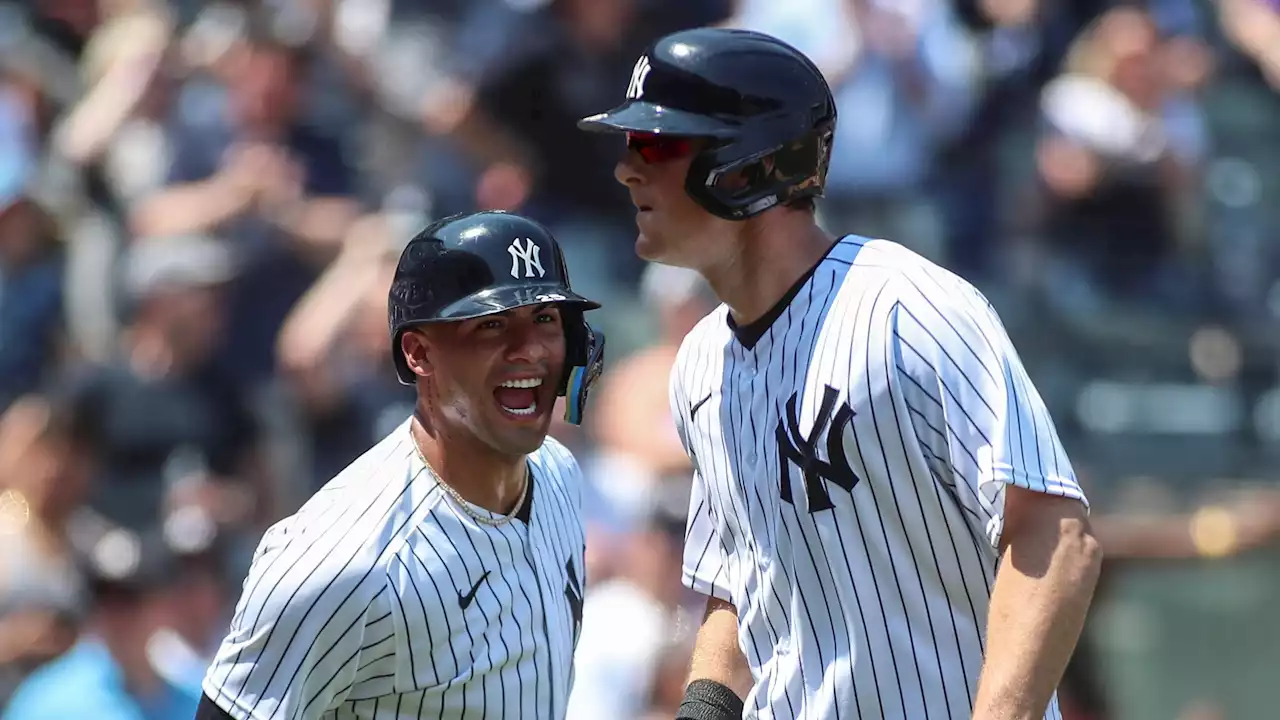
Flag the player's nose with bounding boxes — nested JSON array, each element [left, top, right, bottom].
[[615, 152, 644, 187], [504, 327, 552, 366]]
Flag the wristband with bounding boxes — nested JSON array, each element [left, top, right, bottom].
[[675, 679, 745, 720]]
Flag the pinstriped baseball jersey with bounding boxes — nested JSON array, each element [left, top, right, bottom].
[[671, 236, 1087, 719], [201, 418, 587, 720]]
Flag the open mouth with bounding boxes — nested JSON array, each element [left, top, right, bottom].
[[494, 377, 544, 419]]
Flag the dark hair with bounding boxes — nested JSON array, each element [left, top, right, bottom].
[[785, 196, 816, 213], [0, 199, 64, 266], [3, 390, 99, 454]]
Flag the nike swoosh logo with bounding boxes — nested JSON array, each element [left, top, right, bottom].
[[457, 571, 491, 610], [690, 393, 713, 420]]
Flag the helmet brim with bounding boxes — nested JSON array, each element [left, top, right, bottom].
[[390, 284, 600, 386], [578, 99, 739, 138], [434, 283, 601, 322]]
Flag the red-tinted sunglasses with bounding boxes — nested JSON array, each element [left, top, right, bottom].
[[626, 132, 694, 164]]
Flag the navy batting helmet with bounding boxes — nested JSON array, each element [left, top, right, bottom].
[[578, 27, 837, 221], [388, 211, 606, 425]]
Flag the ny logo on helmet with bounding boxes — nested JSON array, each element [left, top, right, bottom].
[[508, 238, 545, 279], [626, 55, 651, 100]]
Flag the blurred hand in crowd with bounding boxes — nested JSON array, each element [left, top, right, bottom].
[[1218, 0, 1280, 88]]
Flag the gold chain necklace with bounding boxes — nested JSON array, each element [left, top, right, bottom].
[[410, 430, 527, 527]]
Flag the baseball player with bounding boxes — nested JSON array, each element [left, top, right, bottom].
[[195, 211, 606, 720], [578, 28, 1104, 720]]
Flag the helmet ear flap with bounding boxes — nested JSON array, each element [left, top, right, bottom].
[[685, 143, 782, 221], [559, 314, 606, 426], [559, 309, 589, 395], [684, 126, 833, 220]]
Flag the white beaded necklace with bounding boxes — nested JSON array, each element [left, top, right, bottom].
[[410, 429, 528, 527]]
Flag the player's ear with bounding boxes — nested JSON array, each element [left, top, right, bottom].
[[401, 329, 434, 380]]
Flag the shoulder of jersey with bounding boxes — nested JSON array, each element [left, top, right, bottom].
[[835, 235, 936, 280], [854, 237, 990, 307], [529, 434, 582, 483], [260, 422, 423, 569], [673, 303, 730, 370], [669, 235, 896, 357], [666, 236, 976, 363]]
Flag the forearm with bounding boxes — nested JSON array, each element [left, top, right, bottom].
[[1089, 513, 1199, 560], [688, 596, 753, 698], [424, 88, 536, 174], [130, 179, 252, 237], [54, 72, 154, 164], [278, 256, 377, 372], [273, 198, 361, 258], [973, 495, 1103, 720]]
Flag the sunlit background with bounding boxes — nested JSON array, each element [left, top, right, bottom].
[[1, 0, 1279, 718]]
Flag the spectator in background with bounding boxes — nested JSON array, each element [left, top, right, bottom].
[[436, 0, 642, 221], [64, 233, 273, 537], [276, 215, 415, 492], [1217, 0, 1280, 89], [1055, 485, 1280, 720], [52, 4, 175, 213], [1, 526, 202, 720], [727, 0, 980, 262], [429, 0, 679, 309], [146, 502, 232, 700], [567, 490, 695, 720], [1029, 5, 1209, 316], [20, 0, 104, 62], [0, 85, 64, 415], [47, 1, 176, 364], [639, 634, 698, 720], [1029, 4, 1208, 315], [325, 0, 533, 218], [129, 22, 361, 389], [0, 393, 94, 705], [582, 262, 716, 580], [934, 0, 1117, 282]]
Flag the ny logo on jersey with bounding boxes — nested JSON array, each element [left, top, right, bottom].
[[508, 238, 545, 279], [626, 55, 652, 99], [776, 384, 861, 513], [564, 558, 584, 644]]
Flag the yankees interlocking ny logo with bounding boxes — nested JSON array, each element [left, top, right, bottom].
[[507, 238, 545, 279], [776, 384, 861, 513], [627, 56, 652, 100]]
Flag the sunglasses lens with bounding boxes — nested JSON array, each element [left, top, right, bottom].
[[627, 132, 692, 163]]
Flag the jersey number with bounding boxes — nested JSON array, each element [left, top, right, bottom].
[[776, 384, 861, 513]]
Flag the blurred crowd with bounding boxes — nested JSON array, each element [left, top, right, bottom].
[[2, 0, 1280, 718]]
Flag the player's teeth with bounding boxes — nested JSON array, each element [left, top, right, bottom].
[[500, 378, 543, 389], [501, 401, 538, 416]]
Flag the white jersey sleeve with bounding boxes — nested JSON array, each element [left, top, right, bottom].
[[671, 353, 733, 603], [202, 519, 392, 719], [891, 277, 1087, 549]]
